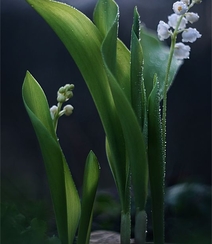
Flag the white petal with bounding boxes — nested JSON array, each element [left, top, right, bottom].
[[50, 105, 58, 119], [182, 27, 201, 43], [181, 0, 190, 5], [185, 12, 199, 23], [168, 13, 187, 30], [173, 1, 188, 15], [63, 105, 74, 116], [157, 21, 171, 41], [174, 42, 191, 59]]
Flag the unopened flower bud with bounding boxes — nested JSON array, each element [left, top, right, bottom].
[[57, 93, 66, 103], [174, 42, 191, 59], [173, 1, 188, 15], [63, 105, 74, 116], [58, 86, 65, 94], [181, 0, 190, 5], [182, 27, 201, 43], [192, 0, 202, 4], [50, 105, 58, 119], [66, 91, 73, 99]]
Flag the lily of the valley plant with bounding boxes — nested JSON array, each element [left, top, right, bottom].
[[22, 0, 201, 243]]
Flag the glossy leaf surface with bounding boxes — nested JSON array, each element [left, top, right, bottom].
[[77, 151, 100, 244], [148, 75, 165, 244], [140, 28, 182, 100], [22, 71, 81, 244]]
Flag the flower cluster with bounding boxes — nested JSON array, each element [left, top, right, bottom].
[[50, 84, 75, 122], [157, 0, 202, 59]]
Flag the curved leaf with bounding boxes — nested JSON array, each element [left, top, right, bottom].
[[140, 28, 183, 99], [22, 71, 81, 244], [77, 151, 100, 244], [130, 9, 148, 244], [148, 75, 165, 244], [26, 0, 130, 210], [101, 5, 148, 213]]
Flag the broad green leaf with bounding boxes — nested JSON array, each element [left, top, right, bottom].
[[130, 9, 148, 244], [130, 7, 144, 126], [94, 0, 132, 214], [101, 12, 148, 213], [94, 0, 131, 100], [26, 0, 130, 210], [148, 75, 165, 244], [130, 7, 147, 139], [22, 71, 81, 244], [140, 28, 182, 100], [77, 151, 100, 244]]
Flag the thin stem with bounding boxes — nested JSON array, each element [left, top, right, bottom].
[[120, 177, 131, 244], [162, 1, 195, 152], [53, 102, 62, 132], [161, 14, 185, 156]]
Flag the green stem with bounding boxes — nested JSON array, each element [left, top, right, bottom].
[[162, 0, 195, 152], [120, 176, 131, 244], [162, 13, 185, 156], [161, 36, 175, 153], [53, 102, 62, 132]]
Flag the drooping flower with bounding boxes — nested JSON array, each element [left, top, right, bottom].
[[173, 1, 188, 15], [168, 13, 188, 30], [50, 105, 58, 119], [182, 27, 201, 42], [157, 21, 171, 41], [63, 105, 74, 116], [174, 42, 191, 59], [185, 12, 199, 23]]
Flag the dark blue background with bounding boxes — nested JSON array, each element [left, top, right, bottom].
[[2, 0, 211, 202]]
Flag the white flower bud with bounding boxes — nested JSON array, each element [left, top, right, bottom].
[[181, 0, 190, 5], [185, 12, 199, 23], [66, 91, 73, 99], [192, 0, 202, 4], [50, 105, 58, 119], [168, 14, 188, 30], [58, 86, 65, 93], [63, 105, 74, 116], [182, 27, 201, 43], [157, 21, 171, 41], [57, 93, 66, 103], [173, 1, 188, 15], [174, 42, 191, 59]]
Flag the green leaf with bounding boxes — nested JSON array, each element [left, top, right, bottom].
[[148, 75, 165, 244], [26, 0, 130, 211], [101, 8, 148, 213], [130, 7, 148, 140], [22, 71, 81, 244], [140, 28, 182, 99], [77, 151, 100, 244]]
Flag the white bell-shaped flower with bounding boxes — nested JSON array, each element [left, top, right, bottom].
[[50, 105, 58, 119], [157, 21, 171, 41], [168, 13, 188, 30], [63, 105, 74, 116], [173, 1, 188, 15], [185, 12, 199, 23], [174, 42, 191, 59], [182, 27, 201, 42]]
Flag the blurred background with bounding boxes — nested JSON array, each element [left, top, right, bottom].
[[1, 0, 211, 243]]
